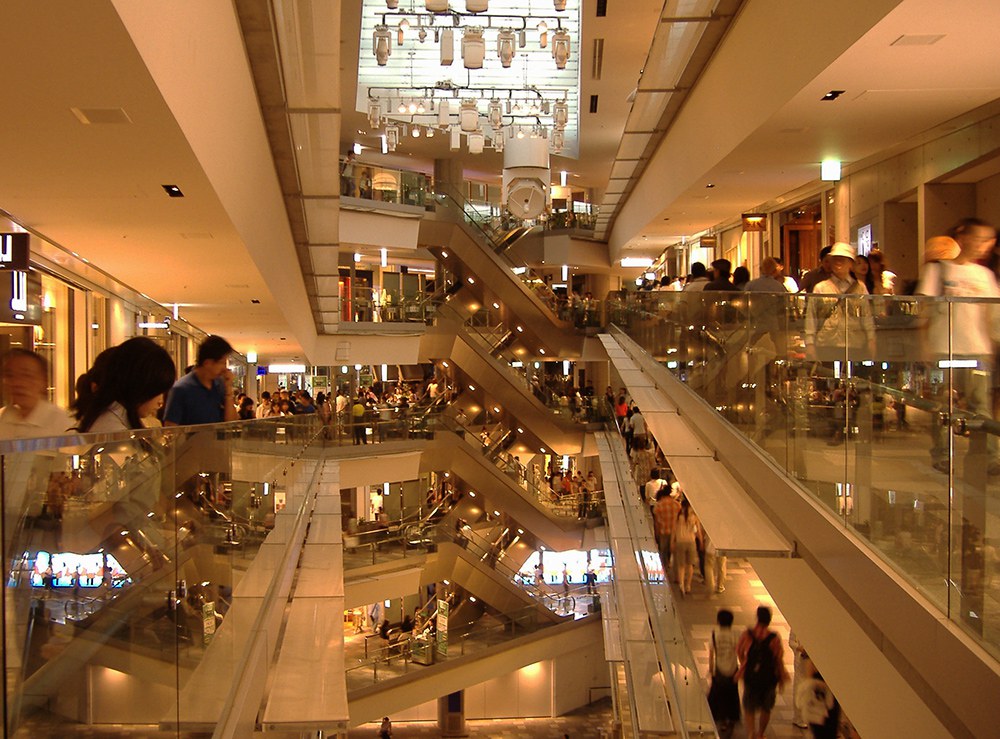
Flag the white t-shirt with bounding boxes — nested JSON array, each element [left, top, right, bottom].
[[630, 413, 647, 436], [917, 261, 1000, 358], [0, 400, 74, 440]]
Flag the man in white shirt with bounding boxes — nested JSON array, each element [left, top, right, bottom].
[[917, 217, 1000, 473], [0, 350, 73, 439]]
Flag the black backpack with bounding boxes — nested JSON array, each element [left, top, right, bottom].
[[744, 630, 777, 691]]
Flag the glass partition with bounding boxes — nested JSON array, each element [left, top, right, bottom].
[[2, 416, 324, 735], [611, 290, 1000, 659], [340, 158, 430, 208]]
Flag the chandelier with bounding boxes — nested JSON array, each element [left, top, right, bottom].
[[357, 0, 580, 157]]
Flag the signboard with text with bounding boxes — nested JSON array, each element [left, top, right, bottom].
[[0, 269, 41, 325]]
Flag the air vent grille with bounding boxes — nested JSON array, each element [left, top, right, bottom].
[[589, 95, 599, 114]]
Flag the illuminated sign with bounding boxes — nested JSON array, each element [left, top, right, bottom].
[[0, 233, 29, 271]]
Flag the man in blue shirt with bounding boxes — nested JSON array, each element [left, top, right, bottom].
[[163, 335, 238, 426]]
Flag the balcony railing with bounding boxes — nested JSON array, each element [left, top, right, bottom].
[[611, 288, 1000, 660]]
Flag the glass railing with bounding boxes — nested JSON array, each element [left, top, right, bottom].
[[345, 603, 553, 690], [2, 416, 325, 735], [340, 159, 430, 208], [543, 207, 599, 232], [611, 289, 1000, 660], [601, 428, 715, 736], [340, 285, 439, 324]]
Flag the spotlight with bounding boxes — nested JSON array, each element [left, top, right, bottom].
[[462, 27, 485, 69], [398, 101, 407, 114], [412, 126, 422, 137], [497, 27, 516, 67], [417, 100, 426, 114], [552, 29, 570, 69], [373, 25, 392, 65], [407, 101, 418, 114]]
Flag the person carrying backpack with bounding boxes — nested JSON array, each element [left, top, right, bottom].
[[707, 609, 741, 738], [736, 606, 789, 739]]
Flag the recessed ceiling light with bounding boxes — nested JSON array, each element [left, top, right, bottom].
[[162, 184, 184, 197], [705, 183, 715, 189], [821, 90, 845, 101], [251, 299, 261, 304]]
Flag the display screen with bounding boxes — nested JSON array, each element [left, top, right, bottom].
[[77, 554, 104, 588], [106, 554, 131, 588], [29, 551, 132, 588], [50, 553, 78, 587], [30, 551, 51, 587]]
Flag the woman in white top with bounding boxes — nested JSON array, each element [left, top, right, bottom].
[[76, 337, 176, 433], [672, 498, 701, 595]]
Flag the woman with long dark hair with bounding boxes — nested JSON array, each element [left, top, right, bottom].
[[76, 337, 176, 432]]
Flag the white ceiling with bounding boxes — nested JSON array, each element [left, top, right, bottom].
[[0, 1, 304, 361], [1, 0, 999, 365]]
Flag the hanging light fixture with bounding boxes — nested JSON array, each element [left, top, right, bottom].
[[449, 124, 461, 150], [497, 27, 516, 68], [416, 99, 426, 114], [493, 130, 505, 151], [552, 29, 571, 69], [397, 18, 409, 46], [553, 0, 567, 9], [552, 99, 569, 129], [466, 0, 488, 10], [368, 98, 382, 128], [426, 0, 449, 10], [440, 28, 455, 65], [385, 123, 400, 152], [426, 126, 435, 138], [551, 128, 565, 152], [386, 0, 399, 7], [462, 27, 485, 69], [488, 99, 503, 128], [407, 100, 418, 114], [468, 131, 485, 154], [373, 25, 392, 65], [438, 99, 451, 126], [398, 100, 407, 114], [537, 21, 548, 48], [412, 126, 422, 137], [460, 99, 480, 132]]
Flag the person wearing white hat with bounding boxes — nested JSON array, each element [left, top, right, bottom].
[[804, 242, 876, 362]]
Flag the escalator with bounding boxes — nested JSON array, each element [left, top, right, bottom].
[[419, 191, 585, 357], [346, 603, 600, 727], [421, 307, 588, 455], [421, 429, 585, 551]]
